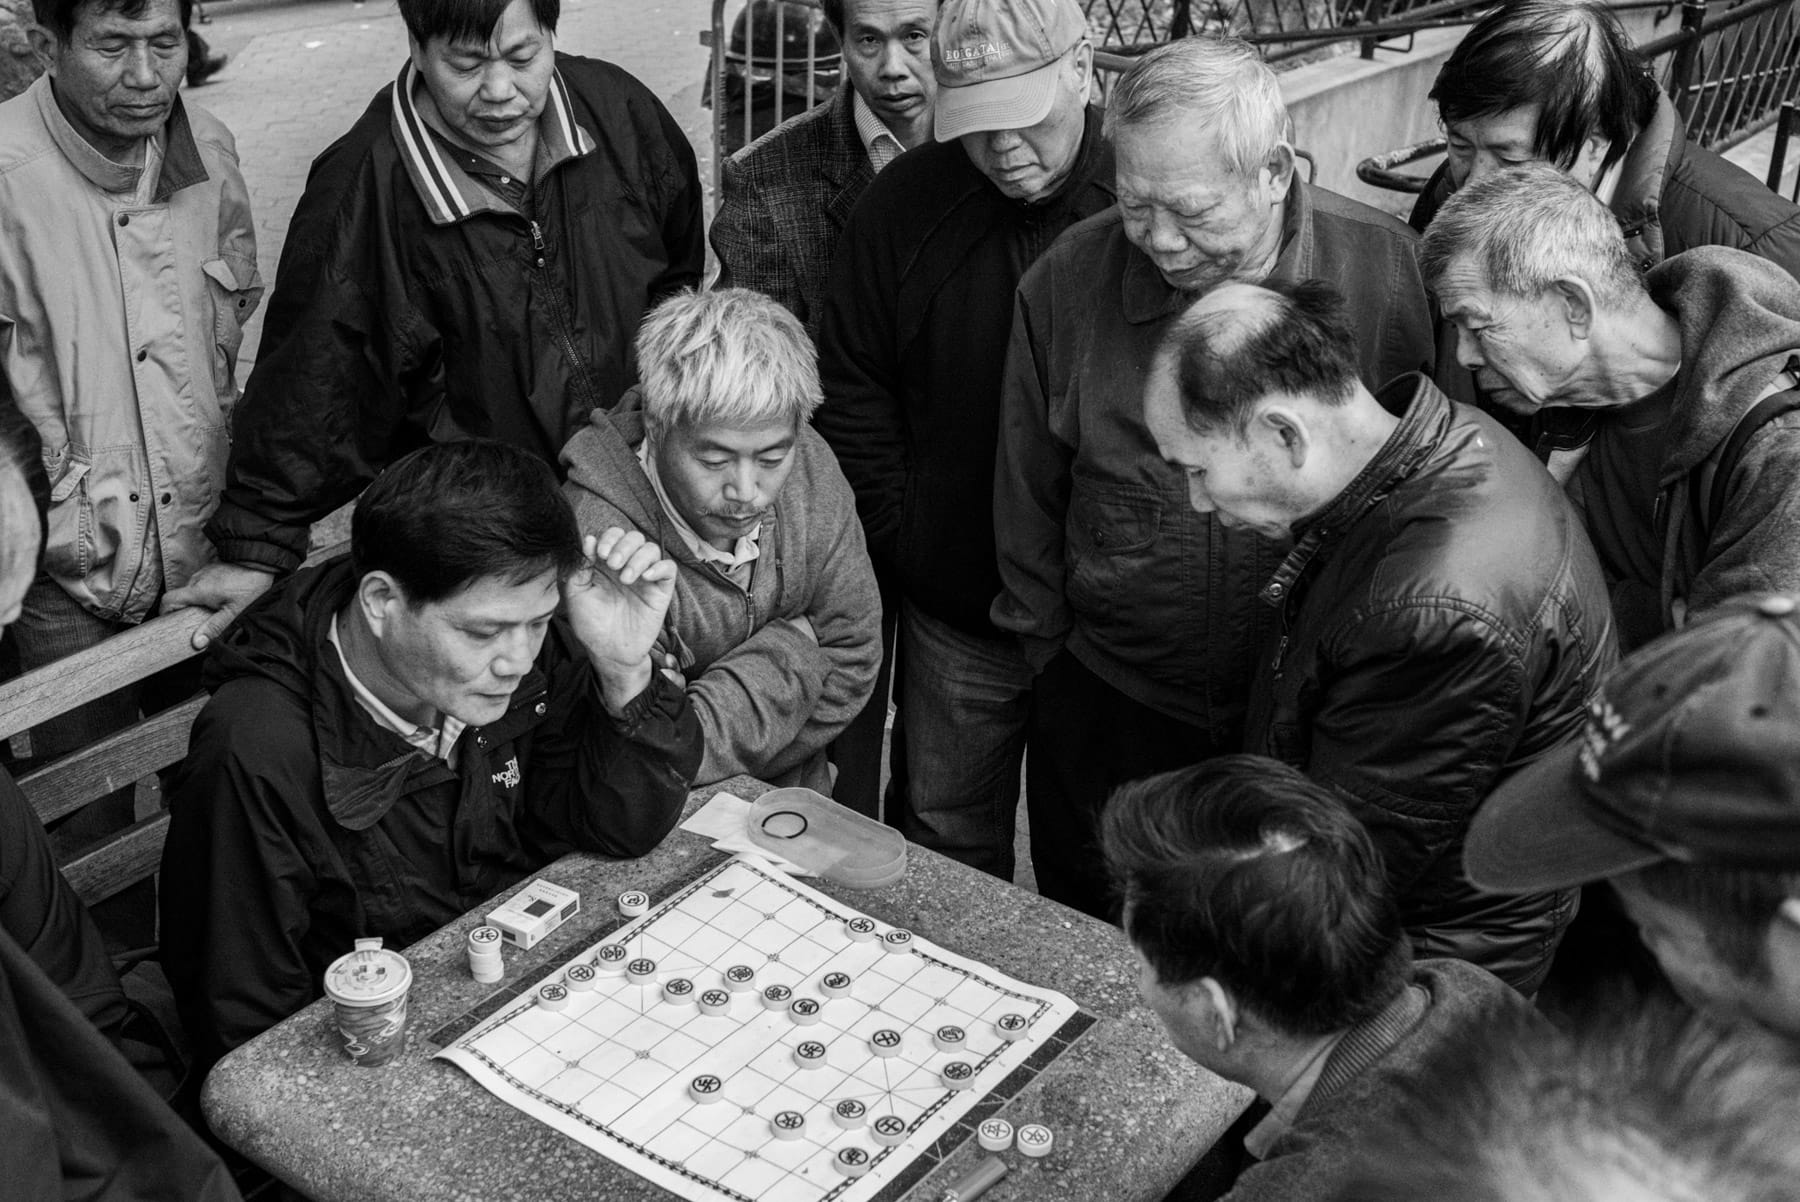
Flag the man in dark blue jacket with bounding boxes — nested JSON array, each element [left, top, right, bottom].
[[160, 441, 701, 1066], [168, 0, 704, 648]]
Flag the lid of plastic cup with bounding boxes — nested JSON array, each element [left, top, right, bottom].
[[323, 937, 412, 1007]]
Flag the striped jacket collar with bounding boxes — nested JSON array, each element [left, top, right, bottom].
[[388, 59, 597, 226]]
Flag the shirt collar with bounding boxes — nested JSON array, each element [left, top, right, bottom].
[[388, 58, 597, 226], [1258, 374, 1446, 607], [851, 89, 905, 172], [636, 438, 763, 571], [33, 75, 208, 202], [1241, 1031, 1345, 1160], [328, 613, 467, 766]]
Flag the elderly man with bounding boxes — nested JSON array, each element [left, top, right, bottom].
[[1102, 756, 1542, 1201], [1465, 594, 1800, 1048], [1410, 0, 1800, 278], [991, 37, 1435, 918], [1422, 164, 1800, 651], [161, 441, 701, 1065], [168, 0, 704, 648], [711, 0, 939, 340], [1143, 278, 1614, 993], [816, 0, 1113, 876], [709, 0, 939, 817], [0, 0, 258, 828], [562, 289, 881, 794]]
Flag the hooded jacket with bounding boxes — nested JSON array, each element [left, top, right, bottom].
[[1410, 94, 1800, 279], [1247, 377, 1616, 994], [561, 400, 880, 791], [206, 56, 704, 573], [1570, 247, 1800, 648], [158, 557, 700, 1065]]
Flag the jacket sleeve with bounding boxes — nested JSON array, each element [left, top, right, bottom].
[[158, 685, 324, 1067], [1302, 605, 1528, 894], [687, 619, 832, 784], [752, 490, 882, 780], [209, 125, 264, 401], [1686, 411, 1800, 619], [207, 167, 437, 573], [708, 156, 802, 318], [989, 286, 1075, 671], [814, 198, 906, 568], [526, 629, 702, 858]]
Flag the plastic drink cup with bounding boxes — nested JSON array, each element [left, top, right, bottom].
[[323, 937, 413, 1067]]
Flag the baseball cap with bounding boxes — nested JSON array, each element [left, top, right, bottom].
[[1466, 593, 1800, 894], [931, 0, 1088, 142]]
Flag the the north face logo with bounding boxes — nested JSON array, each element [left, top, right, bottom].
[[492, 756, 521, 788]]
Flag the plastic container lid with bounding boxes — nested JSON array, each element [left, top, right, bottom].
[[746, 788, 907, 888], [323, 938, 412, 1008]]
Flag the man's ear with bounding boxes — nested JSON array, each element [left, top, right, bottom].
[[1261, 143, 1297, 204], [1196, 977, 1238, 1052], [28, 24, 58, 67], [1067, 40, 1094, 104], [1553, 277, 1599, 340], [1258, 405, 1309, 470], [357, 571, 404, 639]]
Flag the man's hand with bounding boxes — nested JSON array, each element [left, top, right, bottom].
[[565, 529, 679, 715], [164, 562, 279, 649]]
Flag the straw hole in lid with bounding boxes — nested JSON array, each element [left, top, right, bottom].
[[1751, 704, 1771, 718]]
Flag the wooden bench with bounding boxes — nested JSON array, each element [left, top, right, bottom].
[[0, 543, 346, 907]]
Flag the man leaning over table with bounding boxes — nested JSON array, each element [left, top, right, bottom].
[[160, 441, 702, 1068], [1102, 756, 1543, 1200]]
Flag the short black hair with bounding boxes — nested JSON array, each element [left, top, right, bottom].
[[32, 0, 193, 43], [397, 0, 558, 47], [1430, 0, 1657, 177], [1159, 279, 1360, 438], [1330, 998, 1800, 1202], [819, 0, 842, 33], [1101, 755, 1411, 1037], [350, 440, 581, 606], [1623, 861, 1800, 981]]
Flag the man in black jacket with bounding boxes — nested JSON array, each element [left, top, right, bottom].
[[166, 0, 704, 649], [1144, 279, 1616, 994], [160, 441, 702, 1066], [815, 0, 1113, 878]]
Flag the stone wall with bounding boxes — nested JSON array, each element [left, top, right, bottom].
[[2, 0, 42, 104]]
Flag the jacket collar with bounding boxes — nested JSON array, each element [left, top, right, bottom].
[[1259, 374, 1448, 607], [1307, 981, 1429, 1108], [33, 75, 209, 202], [1608, 92, 1681, 267], [1121, 176, 1314, 325], [821, 86, 875, 227], [388, 58, 597, 226]]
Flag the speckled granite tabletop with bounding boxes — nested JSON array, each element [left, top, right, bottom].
[[202, 778, 1249, 1201]]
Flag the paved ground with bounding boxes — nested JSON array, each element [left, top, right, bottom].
[[190, 0, 718, 368]]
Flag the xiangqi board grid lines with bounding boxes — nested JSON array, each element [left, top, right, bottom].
[[434, 856, 1091, 1202]]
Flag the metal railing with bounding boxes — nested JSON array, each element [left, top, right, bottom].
[[1357, 0, 1800, 194]]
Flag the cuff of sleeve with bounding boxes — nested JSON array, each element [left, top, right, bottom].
[[606, 670, 687, 736], [207, 532, 304, 575]]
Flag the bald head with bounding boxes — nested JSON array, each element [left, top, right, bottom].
[[1154, 278, 1360, 438]]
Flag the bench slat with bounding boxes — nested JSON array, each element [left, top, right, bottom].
[[62, 813, 169, 907], [0, 609, 209, 741], [17, 696, 207, 825]]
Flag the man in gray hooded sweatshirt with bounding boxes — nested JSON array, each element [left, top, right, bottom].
[[562, 288, 881, 794], [1423, 163, 1800, 652]]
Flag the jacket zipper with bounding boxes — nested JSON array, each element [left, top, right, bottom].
[[527, 218, 602, 414]]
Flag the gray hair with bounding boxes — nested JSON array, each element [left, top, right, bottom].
[[1419, 162, 1646, 305], [635, 288, 822, 437], [1103, 37, 1293, 176]]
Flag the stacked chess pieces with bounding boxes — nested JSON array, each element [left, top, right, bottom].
[[467, 925, 505, 984]]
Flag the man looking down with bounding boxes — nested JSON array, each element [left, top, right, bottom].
[[160, 441, 701, 1066], [562, 288, 880, 795]]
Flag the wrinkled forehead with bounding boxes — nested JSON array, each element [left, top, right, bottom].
[[1432, 254, 1508, 321], [72, 0, 185, 36], [406, 568, 563, 621]]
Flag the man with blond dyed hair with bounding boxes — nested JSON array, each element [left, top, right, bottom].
[[990, 36, 1434, 918], [563, 288, 880, 793], [1421, 163, 1800, 652]]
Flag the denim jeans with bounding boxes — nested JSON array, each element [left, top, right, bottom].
[[891, 599, 1031, 881]]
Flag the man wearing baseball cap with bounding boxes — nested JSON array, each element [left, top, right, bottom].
[[816, 0, 1113, 882], [1465, 593, 1800, 1042]]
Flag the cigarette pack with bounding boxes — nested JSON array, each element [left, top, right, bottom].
[[486, 879, 581, 949]]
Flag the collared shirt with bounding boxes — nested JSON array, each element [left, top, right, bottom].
[[423, 123, 537, 212], [327, 615, 467, 766], [1242, 1032, 1347, 1160], [851, 91, 905, 173], [635, 439, 762, 587], [388, 60, 597, 225]]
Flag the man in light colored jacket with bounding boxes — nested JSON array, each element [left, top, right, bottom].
[[563, 288, 881, 794], [0, 0, 258, 802]]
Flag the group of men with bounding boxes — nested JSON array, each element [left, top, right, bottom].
[[6, 0, 1800, 1194]]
